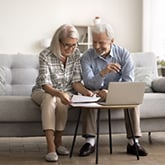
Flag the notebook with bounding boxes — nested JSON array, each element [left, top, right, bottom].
[[99, 82, 145, 106]]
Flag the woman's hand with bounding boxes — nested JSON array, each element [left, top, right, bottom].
[[83, 90, 94, 96], [42, 84, 72, 105], [59, 91, 71, 105], [72, 82, 94, 97]]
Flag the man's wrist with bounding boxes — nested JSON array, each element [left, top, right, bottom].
[[100, 70, 107, 77]]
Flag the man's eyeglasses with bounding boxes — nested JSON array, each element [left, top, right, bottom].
[[60, 41, 79, 49]]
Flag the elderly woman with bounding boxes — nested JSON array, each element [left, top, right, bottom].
[[31, 24, 93, 162]]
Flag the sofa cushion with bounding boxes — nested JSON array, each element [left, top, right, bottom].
[[0, 54, 39, 96], [134, 67, 153, 92], [152, 77, 165, 92], [131, 52, 158, 79], [0, 96, 41, 122], [0, 66, 6, 95]]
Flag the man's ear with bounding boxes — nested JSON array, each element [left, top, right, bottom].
[[111, 38, 114, 43]]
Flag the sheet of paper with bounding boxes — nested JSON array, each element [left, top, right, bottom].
[[70, 102, 102, 107], [71, 94, 101, 103]]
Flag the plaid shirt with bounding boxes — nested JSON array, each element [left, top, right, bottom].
[[32, 48, 82, 93]]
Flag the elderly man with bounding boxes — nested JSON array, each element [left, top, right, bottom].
[[79, 23, 148, 157]]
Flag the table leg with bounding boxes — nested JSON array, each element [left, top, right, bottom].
[[108, 109, 112, 154], [69, 108, 81, 158], [125, 108, 139, 160], [96, 109, 100, 164]]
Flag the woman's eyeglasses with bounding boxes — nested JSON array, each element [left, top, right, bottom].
[[60, 41, 79, 49]]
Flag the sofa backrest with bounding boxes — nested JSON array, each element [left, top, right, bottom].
[[0, 54, 39, 96], [131, 52, 158, 92], [0, 52, 158, 96]]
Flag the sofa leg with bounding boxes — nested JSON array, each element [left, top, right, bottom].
[[148, 132, 152, 144]]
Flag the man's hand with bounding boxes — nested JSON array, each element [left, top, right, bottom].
[[97, 89, 108, 100], [100, 63, 121, 77]]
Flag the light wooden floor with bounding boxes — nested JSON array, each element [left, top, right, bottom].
[[0, 132, 165, 165]]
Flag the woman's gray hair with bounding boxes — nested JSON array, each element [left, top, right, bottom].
[[50, 24, 79, 57], [91, 23, 114, 40]]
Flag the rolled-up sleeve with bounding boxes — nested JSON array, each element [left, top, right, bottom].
[[71, 53, 82, 83], [120, 50, 134, 82], [37, 52, 52, 86]]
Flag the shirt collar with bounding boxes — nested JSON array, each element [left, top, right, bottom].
[[94, 44, 114, 59], [110, 47, 114, 57]]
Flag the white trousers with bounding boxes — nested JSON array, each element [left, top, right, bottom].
[[31, 90, 68, 131]]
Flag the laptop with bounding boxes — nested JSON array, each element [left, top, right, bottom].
[[99, 82, 145, 105]]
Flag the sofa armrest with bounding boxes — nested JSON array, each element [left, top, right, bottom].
[[151, 77, 165, 92]]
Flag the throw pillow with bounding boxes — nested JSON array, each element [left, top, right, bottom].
[[152, 77, 165, 92], [134, 67, 154, 93], [0, 66, 6, 95]]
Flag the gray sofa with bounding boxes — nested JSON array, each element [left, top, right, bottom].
[[0, 52, 165, 139]]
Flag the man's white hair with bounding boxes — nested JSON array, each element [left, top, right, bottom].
[[91, 23, 114, 40]]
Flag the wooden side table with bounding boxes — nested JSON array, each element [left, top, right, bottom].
[[69, 103, 140, 164]]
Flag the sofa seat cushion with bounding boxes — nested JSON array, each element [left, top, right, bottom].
[[140, 93, 165, 118], [0, 96, 41, 122]]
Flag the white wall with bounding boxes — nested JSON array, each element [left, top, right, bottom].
[[0, 0, 142, 54], [143, 0, 165, 59]]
